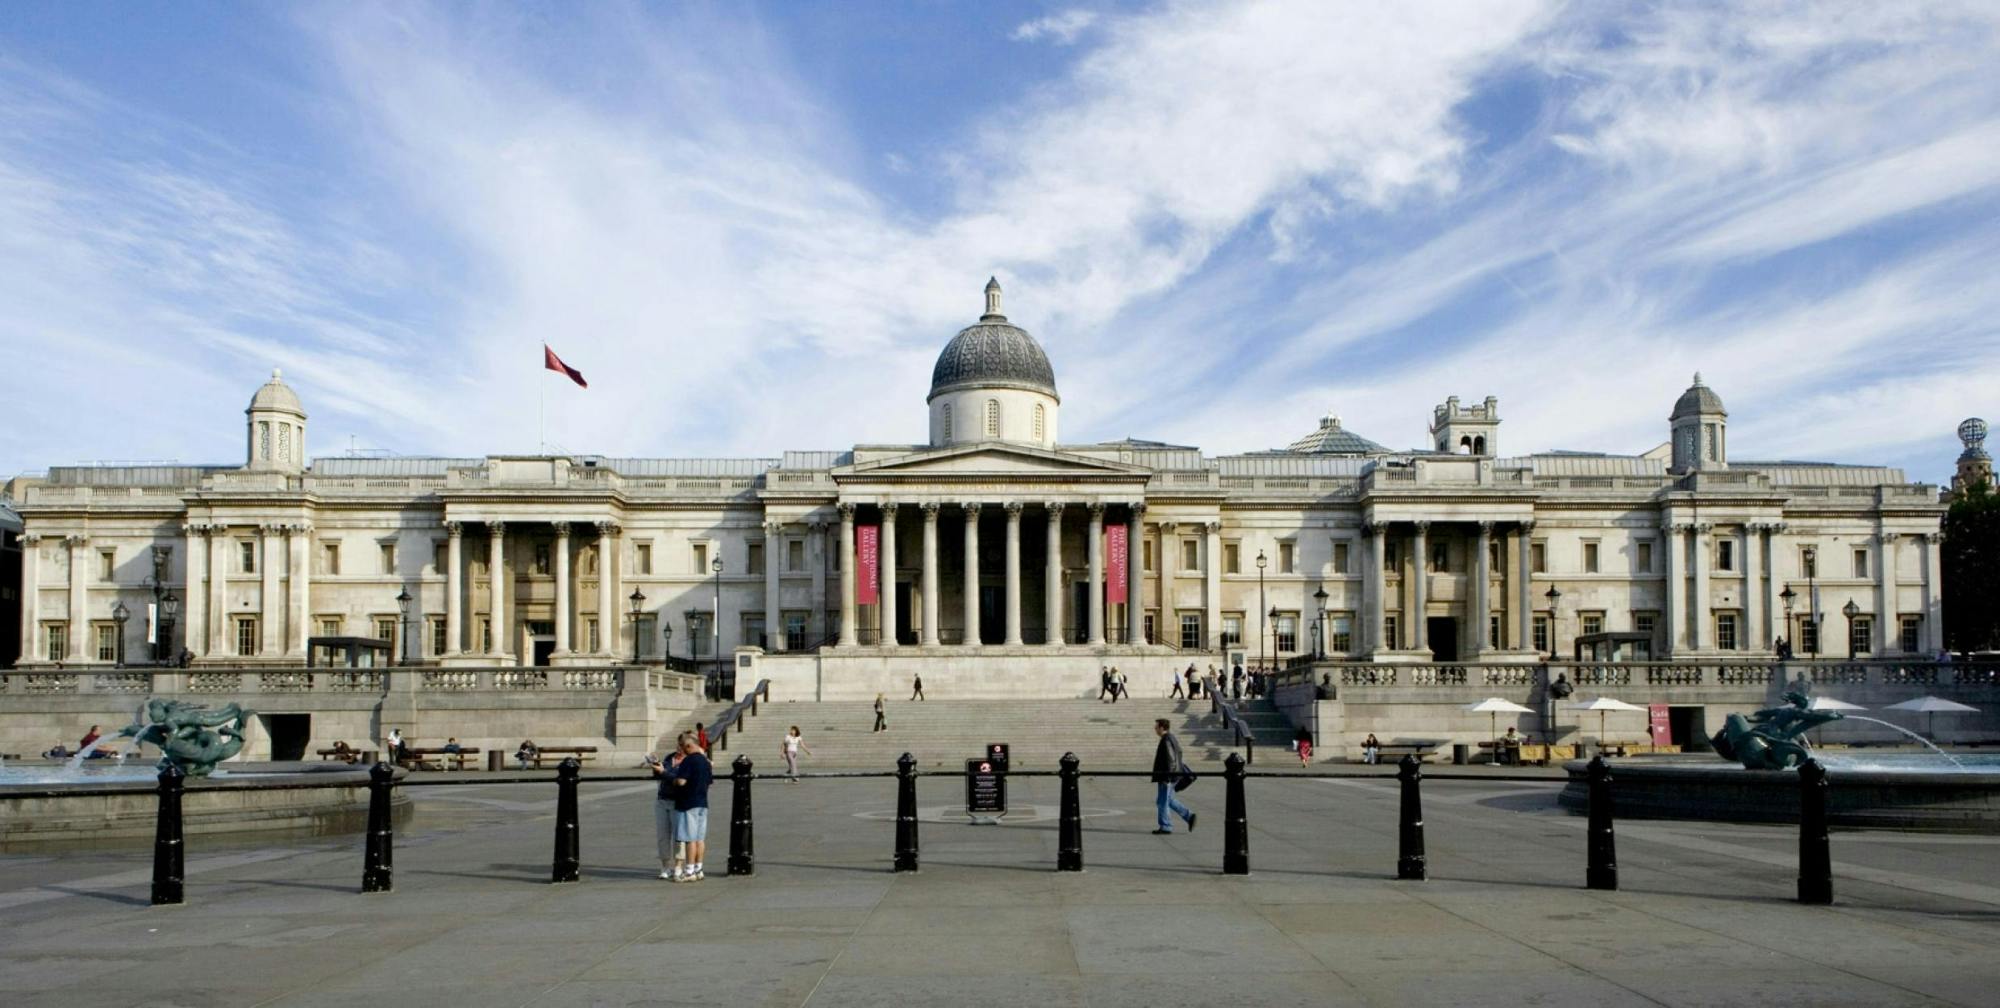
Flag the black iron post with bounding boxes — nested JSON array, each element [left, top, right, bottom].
[[1057, 752, 1082, 872], [552, 757, 581, 883], [1396, 755, 1426, 881], [1585, 755, 1617, 891], [362, 761, 395, 893], [1223, 752, 1249, 875], [727, 755, 755, 876], [151, 763, 186, 906], [1797, 758, 1832, 904], [893, 752, 920, 872]]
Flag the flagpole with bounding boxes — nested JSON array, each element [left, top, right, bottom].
[[538, 341, 547, 454]]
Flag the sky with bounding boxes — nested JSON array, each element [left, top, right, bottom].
[[1, 0, 1996, 485]]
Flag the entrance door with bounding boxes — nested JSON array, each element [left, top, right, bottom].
[[979, 586, 1004, 644], [1070, 582, 1091, 643], [895, 582, 914, 645], [1668, 706, 1706, 750], [265, 713, 310, 761], [1427, 617, 1460, 661], [532, 639, 555, 666]]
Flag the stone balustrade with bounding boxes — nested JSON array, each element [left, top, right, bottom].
[[0, 666, 702, 698]]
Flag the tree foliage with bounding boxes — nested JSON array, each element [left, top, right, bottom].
[[1943, 480, 2000, 652]]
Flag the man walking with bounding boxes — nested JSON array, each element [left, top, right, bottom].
[[1098, 665, 1113, 702], [669, 732, 712, 882], [1169, 666, 1185, 699], [1150, 719, 1196, 835], [910, 674, 925, 701]]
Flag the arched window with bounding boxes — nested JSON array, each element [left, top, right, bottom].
[[941, 404, 952, 441], [1033, 403, 1046, 441], [1459, 435, 1472, 454], [1473, 436, 1486, 455], [985, 399, 1000, 438]]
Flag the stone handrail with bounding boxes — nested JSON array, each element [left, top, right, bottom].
[[0, 665, 698, 697], [1265, 659, 1985, 692]]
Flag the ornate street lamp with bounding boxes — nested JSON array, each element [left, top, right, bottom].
[[628, 589, 647, 664], [711, 556, 725, 700], [1779, 585, 1796, 656], [149, 545, 172, 663], [1842, 598, 1861, 659], [1545, 584, 1562, 660], [1268, 605, 1281, 672], [684, 608, 700, 663], [161, 591, 179, 666], [662, 622, 673, 665], [395, 588, 412, 666], [1312, 586, 1329, 660], [111, 600, 130, 668], [1803, 545, 1819, 657], [1255, 549, 1267, 672]]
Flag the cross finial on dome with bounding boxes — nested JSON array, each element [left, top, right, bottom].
[[984, 276, 1003, 318]]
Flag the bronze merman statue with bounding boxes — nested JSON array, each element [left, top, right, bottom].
[[118, 699, 253, 777], [1711, 691, 1842, 770]]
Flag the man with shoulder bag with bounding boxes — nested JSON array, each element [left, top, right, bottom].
[[1149, 719, 1197, 835]]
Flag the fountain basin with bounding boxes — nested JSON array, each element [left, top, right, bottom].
[[0, 761, 412, 850], [1557, 756, 2000, 833]]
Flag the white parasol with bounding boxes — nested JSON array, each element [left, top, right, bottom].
[[1464, 697, 1536, 751], [1568, 696, 1646, 743], [1805, 696, 1866, 745], [1883, 695, 1980, 742]]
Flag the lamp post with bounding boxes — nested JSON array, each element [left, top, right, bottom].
[[628, 589, 646, 664], [111, 600, 130, 668], [1255, 550, 1267, 673], [1803, 545, 1819, 657], [1313, 586, 1329, 660], [395, 588, 412, 666], [161, 591, 178, 666], [685, 609, 699, 664], [149, 545, 172, 663], [1268, 605, 1280, 673], [1842, 598, 1860, 660], [1779, 586, 1796, 656], [711, 556, 725, 700], [662, 623, 673, 667], [1545, 585, 1562, 660]]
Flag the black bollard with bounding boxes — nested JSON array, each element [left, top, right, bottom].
[[1057, 752, 1083, 872], [727, 755, 755, 877], [1797, 758, 1832, 904], [151, 763, 186, 906], [1223, 752, 1249, 875], [893, 751, 919, 872], [1585, 755, 1617, 891], [361, 761, 395, 893], [1396, 754, 1426, 881], [551, 757, 581, 884]]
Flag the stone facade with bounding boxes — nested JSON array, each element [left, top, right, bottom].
[[4, 283, 1949, 698]]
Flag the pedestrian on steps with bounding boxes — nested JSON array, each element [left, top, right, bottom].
[[872, 694, 887, 733], [1169, 667, 1185, 699], [1098, 666, 1113, 702], [781, 726, 812, 783], [1109, 667, 1125, 703], [910, 674, 925, 701]]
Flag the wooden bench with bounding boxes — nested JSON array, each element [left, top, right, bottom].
[[526, 746, 597, 769], [1597, 740, 1647, 758], [397, 747, 481, 771], [1361, 742, 1440, 763], [317, 747, 362, 764]]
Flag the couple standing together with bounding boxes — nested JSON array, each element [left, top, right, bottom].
[[649, 732, 713, 882]]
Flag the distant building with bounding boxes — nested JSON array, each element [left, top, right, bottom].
[[5, 281, 1948, 686]]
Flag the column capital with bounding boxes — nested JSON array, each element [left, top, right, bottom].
[[488, 521, 507, 536], [1086, 503, 1106, 519], [1694, 522, 1713, 534], [1004, 501, 1024, 517], [837, 502, 857, 519], [258, 522, 284, 534], [443, 521, 464, 537], [880, 499, 899, 515], [63, 534, 87, 547], [1158, 520, 1177, 533], [1205, 520, 1222, 534], [809, 519, 827, 533], [1044, 501, 1066, 515], [962, 502, 983, 516], [1517, 519, 1535, 534], [1476, 520, 1494, 535], [20, 532, 40, 545], [1925, 531, 1945, 544], [1365, 522, 1388, 537], [1411, 520, 1430, 534], [1129, 502, 1147, 517], [594, 520, 619, 537], [766, 521, 785, 537], [920, 502, 941, 519], [552, 522, 572, 540]]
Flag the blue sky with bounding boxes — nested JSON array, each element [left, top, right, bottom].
[[2, 1, 1996, 484]]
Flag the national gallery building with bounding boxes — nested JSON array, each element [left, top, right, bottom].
[[4, 280, 1948, 699]]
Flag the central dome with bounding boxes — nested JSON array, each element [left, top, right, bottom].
[[927, 278, 1059, 403]]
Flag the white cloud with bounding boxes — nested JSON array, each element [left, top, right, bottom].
[[1012, 10, 1098, 46]]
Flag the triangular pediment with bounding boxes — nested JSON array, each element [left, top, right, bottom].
[[836, 443, 1149, 480]]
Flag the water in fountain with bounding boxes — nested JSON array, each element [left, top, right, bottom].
[[1836, 715, 1966, 769]]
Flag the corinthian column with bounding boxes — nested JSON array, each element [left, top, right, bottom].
[[1087, 504, 1105, 645], [764, 521, 783, 652], [1045, 503, 1065, 645], [553, 522, 572, 656], [288, 523, 312, 657], [595, 522, 617, 656], [962, 503, 982, 646], [1127, 504, 1145, 644], [20, 534, 40, 662], [1367, 523, 1388, 653], [443, 522, 463, 656], [1473, 521, 1492, 653], [921, 503, 941, 646], [181, 526, 205, 658], [838, 503, 858, 647], [881, 505, 899, 648], [488, 522, 508, 658], [260, 525, 282, 657], [1003, 502, 1023, 645], [1410, 522, 1430, 653]]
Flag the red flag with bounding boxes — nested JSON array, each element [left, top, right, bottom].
[[543, 345, 587, 388], [856, 525, 880, 605], [1106, 524, 1128, 604]]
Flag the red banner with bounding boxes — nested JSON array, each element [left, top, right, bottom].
[[856, 525, 880, 605], [1106, 523, 1128, 605], [1648, 703, 1672, 745]]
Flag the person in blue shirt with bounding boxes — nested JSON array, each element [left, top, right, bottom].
[[670, 732, 713, 882], [647, 747, 685, 879]]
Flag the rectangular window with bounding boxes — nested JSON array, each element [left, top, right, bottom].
[[1853, 548, 1869, 579], [1179, 614, 1201, 650], [1275, 613, 1298, 653], [1636, 541, 1653, 573], [321, 543, 340, 576], [1329, 613, 1353, 653], [99, 550, 115, 581], [1801, 547, 1817, 579], [240, 539, 257, 574], [1384, 542, 1400, 571], [1801, 617, 1820, 655], [1488, 614, 1503, 651], [1532, 615, 1551, 654], [787, 538, 805, 572], [585, 617, 600, 653], [434, 542, 449, 573], [236, 617, 258, 656], [480, 619, 492, 653], [689, 613, 712, 656], [1332, 542, 1349, 574], [1851, 615, 1873, 656], [1429, 543, 1448, 573], [1279, 542, 1295, 574], [1142, 538, 1155, 572], [318, 617, 342, 637], [635, 543, 653, 575], [1489, 539, 1503, 572], [381, 543, 398, 575], [431, 617, 447, 657], [1384, 614, 1400, 651], [1182, 539, 1199, 571], [748, 542, 765, 576], [46, 624, 66, 662], [96, 623, 117, 661], [1221, 613, 1243, 647], [1898, 616, 1920, 654], [1716, 612, 1738, 651], [532, 543, 551, 575], [1716, 539, 1734, 572], [743, 613, 766, 650], [1224, 543, 1241, 574], [1582, 542, 1599, 574], [374, 617, 397, 649], [784, 612, 808, 649], [1530, 541, 1546, 573], [1580, 611, 1604, 637], [1142, 612, 1156, 644], [1632, 611, 1658, 640]]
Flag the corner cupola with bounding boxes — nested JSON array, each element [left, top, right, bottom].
[[245, 368, 307, 472], [927, 278, 1060, 449], [1668, 373, 1726, 474]]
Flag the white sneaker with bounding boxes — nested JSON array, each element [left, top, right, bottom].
[[690, 866, 705, 881], [658, 869, 674, 880]]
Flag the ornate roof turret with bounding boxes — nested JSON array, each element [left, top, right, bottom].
[[247, 368, 305, 417], [1670, 372, 1726, 420], [928, 279, 1059, 403]]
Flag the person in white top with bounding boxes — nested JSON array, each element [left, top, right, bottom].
[[781, 726, 813, 783]]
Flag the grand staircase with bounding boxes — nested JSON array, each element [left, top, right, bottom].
[[662, 696, 1294, 771]]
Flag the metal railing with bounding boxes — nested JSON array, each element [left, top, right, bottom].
[[1256, 659, 1987, 693], [0, 666, 704, 697], [705, 679, 772, 753]]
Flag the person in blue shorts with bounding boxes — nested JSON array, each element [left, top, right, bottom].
[[670, 731, 713, 882]]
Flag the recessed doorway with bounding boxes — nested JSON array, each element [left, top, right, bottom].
[[1426, 617, 1460, 662], [264, 713, 310, 762]]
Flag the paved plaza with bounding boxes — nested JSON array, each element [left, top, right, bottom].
[[4, 767, 2000, 1007]]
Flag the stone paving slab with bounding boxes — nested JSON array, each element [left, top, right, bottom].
[[2, 772, 1999, 1007]]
